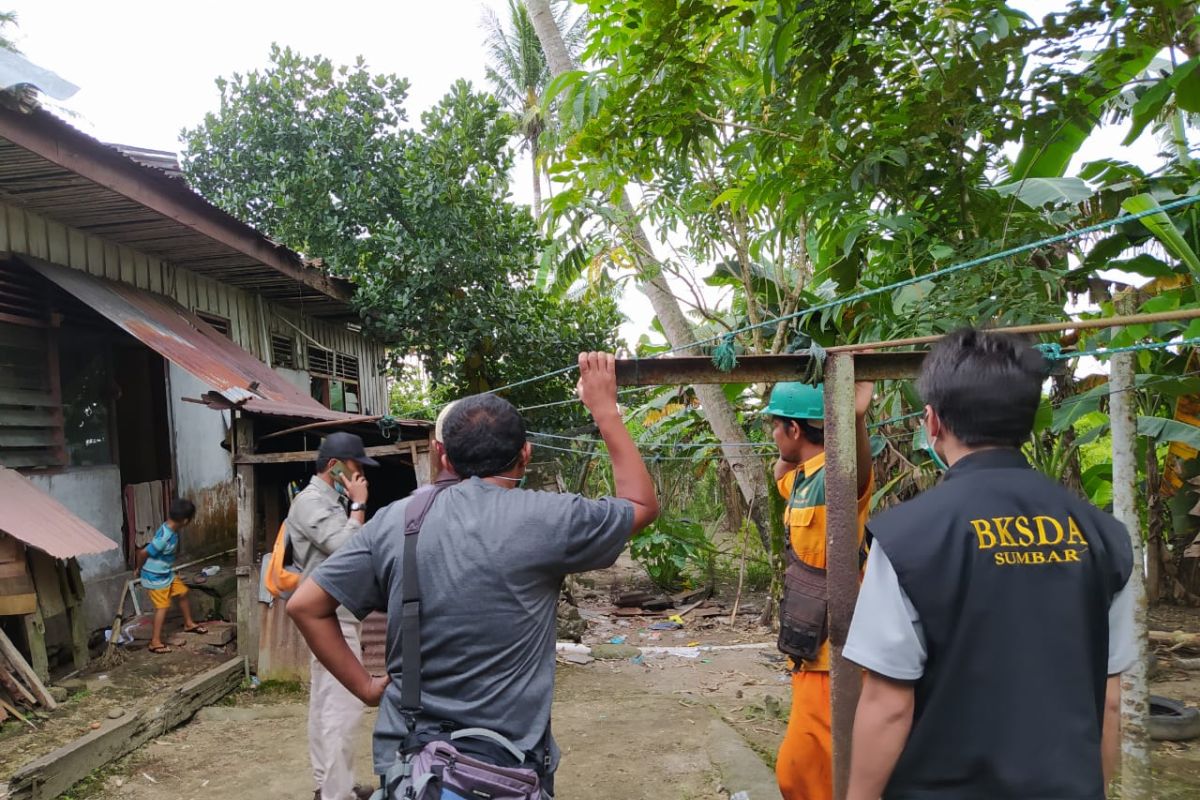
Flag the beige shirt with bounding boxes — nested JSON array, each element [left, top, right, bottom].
[[286, 475, 362, 621]]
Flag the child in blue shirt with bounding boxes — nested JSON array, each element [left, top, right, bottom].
[[137, 498, 207, 653]]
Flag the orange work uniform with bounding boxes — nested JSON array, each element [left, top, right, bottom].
[[775, 452, 872, 800]]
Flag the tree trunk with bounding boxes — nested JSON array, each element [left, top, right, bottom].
[[526, 0, 774, 549], [530, 138, 542, 220], [1111, 352, 1151, 798]]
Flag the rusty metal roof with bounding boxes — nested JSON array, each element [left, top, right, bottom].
[[0, 467, 118, 558], [27, 257, 354, 420], [0, 103, 354, 318]]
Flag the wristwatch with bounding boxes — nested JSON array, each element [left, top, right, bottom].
[[349, 501, 366, 512]]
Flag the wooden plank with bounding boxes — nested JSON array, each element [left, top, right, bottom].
[[0, 370, 48, 392], [0, 660, 38, 705], [235, 416, 259, 671], [6, 657, 245, 800], [0, 323, 47, 350], [22, 608, 49, 684], [8, 205, 27, 254], [68, 228, 87, 270], [30, 551, 66, 618], [25, 213, 47, 260], [46, 221, 68, 265], [0, 408, 60, 427], [0, 625, 53, 708], [614, 352, 925, 385], [0, 450, 59, 468], [823, 353, 860, 800], [234, 442, 418, 464], [0, 593, 37, 615], [0, 430, 57, 448], [0, 387, 55, 406]]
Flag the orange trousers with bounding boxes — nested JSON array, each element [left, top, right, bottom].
[[776, 671, 832, 800]]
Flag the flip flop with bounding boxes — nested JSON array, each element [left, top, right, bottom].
[[183, 624, 209, 635], [148, 644, 173, 654]]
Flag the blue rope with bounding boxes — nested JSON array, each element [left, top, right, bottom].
[[469, 194, 1200, 392]]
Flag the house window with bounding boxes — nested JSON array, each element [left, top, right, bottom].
[[271, 334, 297, 369], [195, 311, 231, 339], [308, 345, 360, 413]]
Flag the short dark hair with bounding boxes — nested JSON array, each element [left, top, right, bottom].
[[776, 416, 824, 446], [918, 328, 1045, 448], [442, 394, 526, 478], [168, 498, 196, 523]]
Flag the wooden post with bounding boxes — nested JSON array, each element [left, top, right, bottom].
[[411, 438, 433, 487], [59, 559, 88, 672], [234, 414, 260, 672], [823, 353, 861, 800], [22, 607, 49, 683], [1111, 351, 1150, 797]]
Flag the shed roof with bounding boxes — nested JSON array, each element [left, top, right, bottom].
[[0, 467, 118, 558], [26, 256, 354, 422], [0, 102, 355, 319]]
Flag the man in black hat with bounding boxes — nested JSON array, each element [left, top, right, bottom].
[[286, 431, 378, 800]]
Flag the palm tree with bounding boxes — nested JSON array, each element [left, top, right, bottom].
[[481, 0, 584, 218], [0, 12, 21, 53]]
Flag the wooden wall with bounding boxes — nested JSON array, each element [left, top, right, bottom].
[[0, 201, 389, 415]]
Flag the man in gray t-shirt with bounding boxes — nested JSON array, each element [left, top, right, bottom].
[[288, 352, 659, 790]]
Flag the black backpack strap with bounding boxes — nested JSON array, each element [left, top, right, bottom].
[[400, 477, 459, 722]]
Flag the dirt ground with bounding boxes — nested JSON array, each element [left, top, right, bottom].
[[6, 554, 1200, 799]]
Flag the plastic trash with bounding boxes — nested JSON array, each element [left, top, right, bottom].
[[649, 621, 683, 631], [201, 565, 221, 577], [667, 614, 685, 625], [730, 792, 751, 800], [630, 655, 645, 666], [609, 636, 626, 645]]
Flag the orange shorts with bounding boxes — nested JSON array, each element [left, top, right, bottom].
[[776, 670, 832, 800], [147, 576, 188, 609]]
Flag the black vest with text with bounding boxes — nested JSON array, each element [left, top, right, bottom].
[[869, 449, 1132, 800]]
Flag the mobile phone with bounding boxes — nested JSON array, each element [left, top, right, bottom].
[[328, 459, 348, 482]]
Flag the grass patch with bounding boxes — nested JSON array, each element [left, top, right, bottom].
[[217, 677, 307, 706], [58, 760, 128, 800]]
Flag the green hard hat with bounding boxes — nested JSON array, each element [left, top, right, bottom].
[[763, 382, 825, 420]]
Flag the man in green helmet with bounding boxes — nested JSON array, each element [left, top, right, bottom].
[[767, 380, 874, 800]]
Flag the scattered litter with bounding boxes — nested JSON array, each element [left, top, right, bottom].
[[563, 653, 594, 666], [89, 721, 101, 730], [103, 628, 134, 646], [201, 780, 210, 788], [142, 773, 158, 784], [250, 676, 262, 689], [667, 614, 685, 626], [609, 636, 626, 645], [701, 659, 712, 664], [649, 621, 682, 631], [631, 655, 645, 666], [201, 566, 221, 577], [686, 641, 700, 647], [555, 642, 592, 657], [731, 792, 750, 800]]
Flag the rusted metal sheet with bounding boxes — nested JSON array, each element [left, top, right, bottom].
[[256, 602, 387, 681], [0, 466, 118, 558], [0, 104, 353, 318], [614, 352, 925, 385], [26, 257, 343, 419]]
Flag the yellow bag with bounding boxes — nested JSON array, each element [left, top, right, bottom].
[[264, 522, 301, 599]]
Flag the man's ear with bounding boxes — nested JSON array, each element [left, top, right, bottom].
[[518, 441, 534, 469], [440, 452, 453, 473], [924, 404, 941, 440]]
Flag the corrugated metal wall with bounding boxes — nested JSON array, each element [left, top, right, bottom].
[[0, 201, 389, 414]]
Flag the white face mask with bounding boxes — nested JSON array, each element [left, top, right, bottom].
[[920, 414, 949, 471]]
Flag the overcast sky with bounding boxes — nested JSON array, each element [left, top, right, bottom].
[[8, 1, 1170, 351]]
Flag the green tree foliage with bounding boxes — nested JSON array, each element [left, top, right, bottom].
[[0, 11, 20, 53], [181, 46, 619, 409], [482, 0, 586, 215]]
